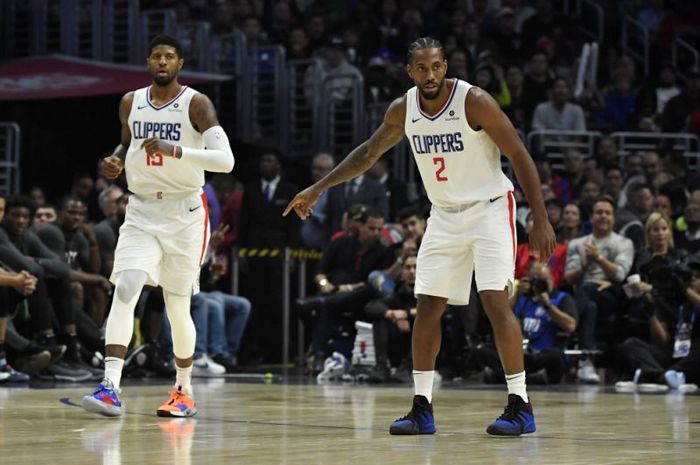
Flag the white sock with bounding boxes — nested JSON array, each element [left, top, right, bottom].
[[176, 364, 193, 393], [413, 370, 435, 403], [104, 357, 124, 390], [505, 371, 528, 403]]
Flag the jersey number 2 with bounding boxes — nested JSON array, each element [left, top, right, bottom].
[[433, 157, 448, 181], [147, 152, 163, 166]]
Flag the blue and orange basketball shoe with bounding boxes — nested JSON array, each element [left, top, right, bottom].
[[81, 379, 124, 417], [486, 394, 536, 436], [389, 395, 436, 435], [157, 386, 197, 417]]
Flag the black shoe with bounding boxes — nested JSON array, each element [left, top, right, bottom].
[[26, 341, 66, 362], [211, 354, 239, 373], [367, 363, 391, 383], [389, 395, 436, 435], [486, 394, 536, 436], [12, 350, 52, 375]]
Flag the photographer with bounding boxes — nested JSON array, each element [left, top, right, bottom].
[[617, 259, 700, 390], [475, 263, 577, 384]]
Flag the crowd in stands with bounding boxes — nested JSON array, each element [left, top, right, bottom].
[[2, 0, 700, 390]]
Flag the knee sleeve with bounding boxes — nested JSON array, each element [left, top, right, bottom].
[[105, 270, 148, 347], [115, 270, 148, 304], [164, 290, 196, 359]]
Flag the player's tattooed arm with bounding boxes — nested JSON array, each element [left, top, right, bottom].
[[316, 96, 406, 192], [102, 92, 133, 180], [189, 93, 220, 133]]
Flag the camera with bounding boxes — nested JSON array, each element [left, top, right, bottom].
[[528, 277, 550, 296]]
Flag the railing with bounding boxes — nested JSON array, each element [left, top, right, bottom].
[[575, 0, 604, 44], [611, 132, 700, 157], [249, 46, 288, 148], [621, 15, 650, 77], [60, 0, 102, 59], [138, 9, 177, 60], [287, 59, 320, 157], [673, 37, 700, 79], [527, 130, 601, 169], [178, 21, 212, 71], [103, 0, 140, 63], [0, 123, 22, 196], [213, 30, 250, 142], [315, 73, 364, 157]]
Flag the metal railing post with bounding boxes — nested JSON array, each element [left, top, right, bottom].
[[297, 258, 306, 367], [282, 247, 291, 367]]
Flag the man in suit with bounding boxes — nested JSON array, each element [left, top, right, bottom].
[[325, 173, 388, 236], [239, 152, 300, 363]]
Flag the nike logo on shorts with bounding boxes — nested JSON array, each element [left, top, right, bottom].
[[489, 196, 502, 203], [189, 205, 201, 212]]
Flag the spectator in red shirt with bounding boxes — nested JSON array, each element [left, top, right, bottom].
[[516, 212, 568, 288]]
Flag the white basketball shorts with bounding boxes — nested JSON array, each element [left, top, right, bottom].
[[415, 192, 517, 305], [111, 190, 210, 295]]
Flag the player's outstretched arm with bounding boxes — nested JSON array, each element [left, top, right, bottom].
[[141, 93, 234, 173], [465, 87, 556, 262], [283, 96, 407, 219], [102, 92, 134, 180]]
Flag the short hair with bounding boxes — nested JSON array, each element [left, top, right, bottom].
[[627, 182, 652, 197], [644, 211, 674, 248], [5, 195, 36, 216], [407, 37, 444, 63], [593, 194, 617, 212], [604, 164, 623, 176], [148, 34, 183, 58], [98, 186, 124, 210], [59, 195, 85, 212], [397, 205, 423, 222]]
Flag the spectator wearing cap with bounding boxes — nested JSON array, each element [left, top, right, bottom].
[[532, 78, 586, 131], [662, 67, 700, 133]]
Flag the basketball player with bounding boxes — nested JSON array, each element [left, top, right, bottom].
[[285, 38, 555, 436], [81, 34, 234, 417]]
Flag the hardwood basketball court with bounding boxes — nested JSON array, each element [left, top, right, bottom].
[[1, 379, 698, 464]]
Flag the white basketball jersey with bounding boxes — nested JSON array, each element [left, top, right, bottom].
[[126, 86, 205, 197], [405, 79, 513, 207]]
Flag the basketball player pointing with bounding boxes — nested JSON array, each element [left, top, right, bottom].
[[285, 38, 555, 436], [82, 35, 234, 417]]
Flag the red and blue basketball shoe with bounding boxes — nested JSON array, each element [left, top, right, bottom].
[[157, 386, 197, 417], [486, 394, 536, 436], [389, 395, 436, 435], [81, 379, 124, 417]]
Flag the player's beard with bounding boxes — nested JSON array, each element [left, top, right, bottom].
[[418, 78, 445, 100], [153, 72, 175, 87]]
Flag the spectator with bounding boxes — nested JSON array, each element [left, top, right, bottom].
[[562, 149, 586, 199], [32, 204, 58, 229], [28, 187, 46, 209], [617, 258, 700, 391], [565, 196, 634, 383], [504, 64, 527, 129], [537, 159, 570, 204], [558, 202, 583, 245], [662, 67, 700, 133], [617, 182, 654, 250], [531, 78, 586, 131], [653, 193, 673, 218], [522, 51, 554, 124], [300, 152, 335, 251], [367, 157, 408, 222], [364, 254, 418, 383], [598, 74, 638, 130], [477, 262, 577, 384], [595, 136, 619, 167], [299, 206, 392, 373], [325, 172, 388, 236], [239, 152, 300, 363], [516, 211, 568, 288], [603, 165, 625, 206], [674, 198, 700, 253]]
